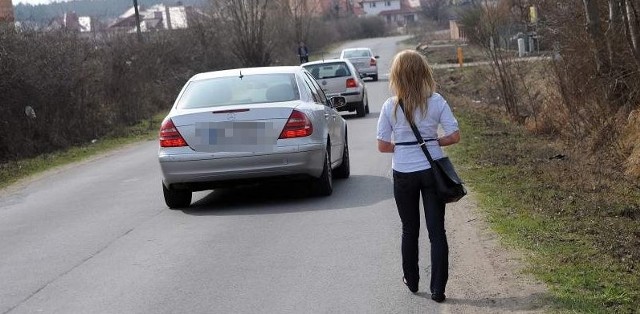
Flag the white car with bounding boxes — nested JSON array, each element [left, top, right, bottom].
[[158, 66, 350, 208], [302, 59, 370, 117], [339, 48, 379, 81]]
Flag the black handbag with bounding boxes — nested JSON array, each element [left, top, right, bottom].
[[399, 101, 467, 203]]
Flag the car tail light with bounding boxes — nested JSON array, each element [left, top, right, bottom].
[[279, 110, 313, 139], [370, 58, 377, 66], [159, 118, 188, 147], [346, 78, 357, 88]]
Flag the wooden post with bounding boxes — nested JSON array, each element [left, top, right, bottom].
[[457, 47, 464, 67]]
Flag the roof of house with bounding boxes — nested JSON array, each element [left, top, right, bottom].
[[378, 7, 421, 16], [108, 4, 203, 32]]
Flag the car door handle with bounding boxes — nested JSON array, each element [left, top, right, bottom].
[[324, 113, 330, 119]]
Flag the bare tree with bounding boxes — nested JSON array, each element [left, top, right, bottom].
[[622, 0, 640, 66], [583, 0, 611, 74], [212, 0, 282, 67], [421, 0, 448, 22], [284, 0, 320, 44], [460, 0, 523, 120]]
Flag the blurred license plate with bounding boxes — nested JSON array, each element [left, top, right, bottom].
[[194, 121, 278, 152]]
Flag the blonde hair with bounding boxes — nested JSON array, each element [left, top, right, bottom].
[[389, 50, 436, 124]]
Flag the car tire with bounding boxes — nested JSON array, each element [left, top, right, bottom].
[[364, 94, 370, 114], [372, 74, 378, 82], [163, 183, 192, 209], [355, 99, 366, 117], [334, 133, 350, 179], [313, 147, 333, 196]]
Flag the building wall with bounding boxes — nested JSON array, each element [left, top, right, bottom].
[[449, 20, 466, 41], [0, 0, 14, 22], [362, 0, 400, 16]]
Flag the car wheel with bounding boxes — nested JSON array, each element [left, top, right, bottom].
[[355, 99, 366, 117], [163, 183, 192, 209], [334, 133, 350, 179], [372, 74, 378, 82], [364, 94, 370, 114], [313, 147, 333, 196]]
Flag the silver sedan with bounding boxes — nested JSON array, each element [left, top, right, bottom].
[[158, 66, 350, 209], [302, 59, 370, 117], [339, 48, 380, 81]]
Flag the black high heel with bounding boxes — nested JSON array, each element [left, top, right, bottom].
[[431, 293, 446, 303], [402, 276, 418, 293]]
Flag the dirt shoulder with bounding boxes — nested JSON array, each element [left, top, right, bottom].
[[444, 193, 549, 313]]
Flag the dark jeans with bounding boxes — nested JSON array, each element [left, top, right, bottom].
[[393, 169, 448, 294]]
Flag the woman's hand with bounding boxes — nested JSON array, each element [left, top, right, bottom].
[[378, 140, 395, 153], [437, 130, 460, 146]]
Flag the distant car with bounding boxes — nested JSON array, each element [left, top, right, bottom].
[[302, 59, 370, 117], [158, 66, 350, 209], [339, 48, 379, 81]]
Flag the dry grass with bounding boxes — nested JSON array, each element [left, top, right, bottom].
[[436, 65, 640, 312], [623, 110, 640, 178]]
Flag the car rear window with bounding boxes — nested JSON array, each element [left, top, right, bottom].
[[177, 74, 300, 109], [343, 50, 370, 58], [303, 62, 352, 79]]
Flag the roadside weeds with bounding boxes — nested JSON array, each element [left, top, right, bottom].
[[437, 67, 640, 313], [0, 113, 165, 191]]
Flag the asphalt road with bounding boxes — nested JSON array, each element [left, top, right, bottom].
[[0, 35, 444, 314], [0, 36, 547, 314]]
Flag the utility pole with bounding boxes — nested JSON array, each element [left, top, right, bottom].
[[133, 0, 143, 42]]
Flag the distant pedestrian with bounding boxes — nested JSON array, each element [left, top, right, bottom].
[[297, 41, 309, 64], [376, 50, 461, 303]]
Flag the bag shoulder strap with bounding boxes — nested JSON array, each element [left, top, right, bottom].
[[399, 100, 435, 165]]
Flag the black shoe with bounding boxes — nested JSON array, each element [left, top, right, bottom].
[[402, 277, 418, 293], [431, 293, 446, 303]]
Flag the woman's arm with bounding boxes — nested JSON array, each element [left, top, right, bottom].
[[437, 130, 460, 146], [378, 139, 395, 153]]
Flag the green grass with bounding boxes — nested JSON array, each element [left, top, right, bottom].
[[445, 103, 640, 313], [0, 113, 166, 190]]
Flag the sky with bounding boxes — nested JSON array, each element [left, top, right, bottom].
[[13, 0, 71, 5]]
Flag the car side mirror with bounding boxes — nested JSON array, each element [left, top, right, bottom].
[[374, 55, 380, 59], [330, 96, 347, 109]]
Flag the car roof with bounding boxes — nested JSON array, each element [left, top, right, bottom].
[[301, 59, 350, 66], [190, 66, 302, 82], [341, 48, 371, 51]]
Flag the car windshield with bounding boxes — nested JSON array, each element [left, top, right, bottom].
[[303, 62, 352, 79], [177, 74, 299, 109], [343, 50, 370, 58]]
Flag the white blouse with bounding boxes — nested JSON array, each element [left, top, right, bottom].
[[376, 93, 459, 173]]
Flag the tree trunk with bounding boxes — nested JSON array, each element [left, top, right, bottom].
[[583, 0, 611, 74], [622, 0, 640, 66], [607, 0, 626, 63], [626, 1, 640, 54]]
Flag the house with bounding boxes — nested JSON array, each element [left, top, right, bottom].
[[312, 0, 366, 17], [108, 3, 203, 33], [286, 0, 378, 18], [47, 11, 93, 33], [359, 0, 420, 26]]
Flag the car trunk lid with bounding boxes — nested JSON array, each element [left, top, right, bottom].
[[171, 104, 295, 153]]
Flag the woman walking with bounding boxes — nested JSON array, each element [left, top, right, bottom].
[[376, 50, 460, 302]]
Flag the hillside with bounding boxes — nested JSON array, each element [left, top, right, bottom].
[[14, 0, 207, 24]]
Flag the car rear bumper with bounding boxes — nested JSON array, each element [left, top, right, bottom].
[[159, 144, 325, 190], [326, 91, 362, 104], [356, 66, 378, 76]]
